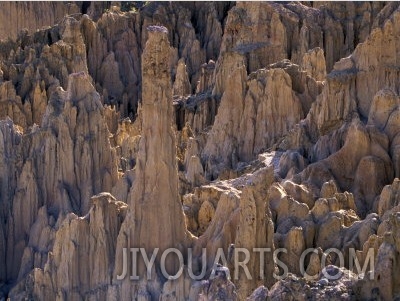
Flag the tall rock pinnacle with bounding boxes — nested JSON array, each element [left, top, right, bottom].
[[135, 24, 190, 269], [114, 25, 191, 299]]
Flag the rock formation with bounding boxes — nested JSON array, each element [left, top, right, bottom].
[[1, 2, 400, 301], [3, 71, 118, 296], [0, 2, 80, 40], [112, 26, 193, 300]]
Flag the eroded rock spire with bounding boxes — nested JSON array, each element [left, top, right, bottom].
[[114, 25, 192, 299]]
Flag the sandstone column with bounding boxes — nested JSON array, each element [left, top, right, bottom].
[[114, 26, 191, 298], [136, 24, 190, 272]]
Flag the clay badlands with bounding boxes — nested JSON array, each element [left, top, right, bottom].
[[0, 1, 399, 300]]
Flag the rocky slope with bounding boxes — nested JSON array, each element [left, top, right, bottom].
[[0, 1, 400, 300]]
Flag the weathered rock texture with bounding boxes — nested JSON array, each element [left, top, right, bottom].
[[112, 26, 193, 300], [0, 2, 80, 40], [3, 71, 118, 293], [1, 2, 400, 301]]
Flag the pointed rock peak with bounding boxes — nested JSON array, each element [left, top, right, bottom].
[[41, 86, 67, 127], [60, 16, 82, 43], [173, 58, 191, 97], [67, 71, 97, 103], [301, 47, 326, 81], [47, 87, 67, 115], [114, 24, 191, 282]]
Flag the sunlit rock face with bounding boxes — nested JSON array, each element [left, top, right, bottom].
[[1, 2, 400, 301]]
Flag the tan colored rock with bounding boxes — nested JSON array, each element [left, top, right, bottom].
[[296, 118, 393, 217], [182, 184, 226, 236], [113, 26, 192, 299], [5, 72, 118, 288], [0, 14, 99, 133], [301, 47, 327, 82], [139, 3, 208, 91], [99, 52, 124, 101], [282, 180, 315, 209], [94, 10, 141, 118], [234, 168, 276, 297], [2, 2, 400, 300], [220, 2, 286, 73], [202, 52, 247, 178], [366, 89, 400, 179], [181, 137, 206, 190], [240, 68, 303, 160], [354, 156, 389, 214], [0, 2, 80, 40], [212, 51, 246, 98], [192, 2, 226, 61], [311, 198, 330, 221], [305, 247, 323, 280], [269, 184, 310, 225], [335, 191, 357, 212], [190, 167, 276, 298], [204, 64, 304, 179], [103, 105, 120, 135], [197, 200, 215, 234], [280, 227, 306, 276], [31, 81, 48, 126], [193, 187, 241, 271], [55, 17, 89, 79], [268, 59, 323, 115], [196, 60, 215, 93], [320, 180, 339, 199], [218, 2, 385, 77], [269, 183, 315, 275], [110, 117, 141, 172], [177, 94, 220, 135], [377, 178, 400, 219], [368, 89, 399, 132], [9, 193, 127, 300], [17, 205, 55, 282], [357, 213, 400, 301], [81, 14, 108, 83], [277, 150, 309, 180], [315, 212, 379, 266], [173, 59, 191, 97], [0, 81, 27, 128]]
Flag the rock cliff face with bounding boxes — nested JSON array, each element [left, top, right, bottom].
[[3, 71, 118, 294], [0, 2, 80, 40], [1, 2, 400, 300]]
